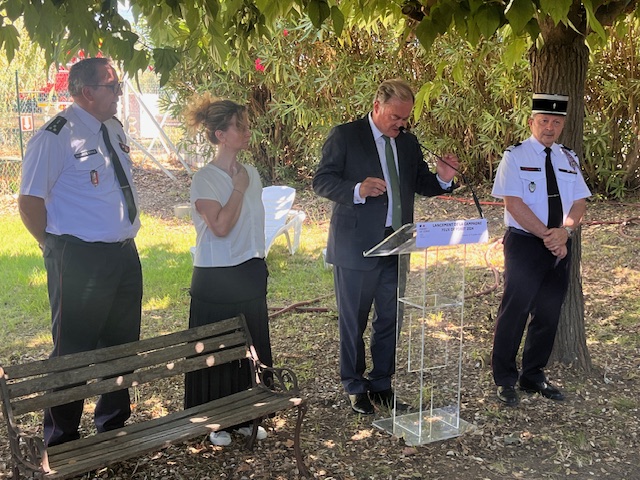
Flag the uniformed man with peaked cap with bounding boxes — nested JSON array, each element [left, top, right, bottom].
[[490, 93, 591, 406]]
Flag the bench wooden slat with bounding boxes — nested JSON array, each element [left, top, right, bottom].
[[7, 329, 248, 399], [47, 391, 301, 478], [48, 388, 278, 457], [2, 316, 249, 378], [12, 345, 249, 416]]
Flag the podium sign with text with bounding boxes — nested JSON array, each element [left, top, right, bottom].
[[416, 219, 488, 248]]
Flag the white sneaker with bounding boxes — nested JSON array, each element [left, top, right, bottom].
[[209, 431, 232, 446], [235, 425, 267, 440]]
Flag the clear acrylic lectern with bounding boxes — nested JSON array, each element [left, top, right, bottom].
[[364, 219, 488, 445]]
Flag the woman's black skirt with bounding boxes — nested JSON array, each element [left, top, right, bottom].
[[184, 258, 272, 409]]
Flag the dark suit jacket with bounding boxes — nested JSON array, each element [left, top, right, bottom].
[[313, 115, 450, 271]]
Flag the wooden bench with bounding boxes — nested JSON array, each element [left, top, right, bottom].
[[0, 315, 309, 479]]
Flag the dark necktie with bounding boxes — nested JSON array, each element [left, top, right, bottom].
[[383, 135, 402, 230], [544, 146, 562, 228], [101, 123, 137, 224]]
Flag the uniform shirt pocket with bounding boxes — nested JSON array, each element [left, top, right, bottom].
[[72, 154, 106, 193], [518, 169, 546, 207]]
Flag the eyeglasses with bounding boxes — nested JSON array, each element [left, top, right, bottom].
[[86, 82, 123, 94]]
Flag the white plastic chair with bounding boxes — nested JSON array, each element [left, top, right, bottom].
[[262, 185, 306, 257]]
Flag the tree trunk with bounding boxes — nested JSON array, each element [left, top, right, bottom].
[[529, 18, 593, 371]]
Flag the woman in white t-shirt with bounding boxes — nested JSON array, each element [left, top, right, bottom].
[[183, 93, 271, 446]]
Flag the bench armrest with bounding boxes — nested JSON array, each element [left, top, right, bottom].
[[7, 427, 49, 476], [257, 363, 301, 394]]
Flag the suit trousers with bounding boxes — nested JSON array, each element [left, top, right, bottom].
[[491, 229, 571, 387], [42, 234, 143, 447], [334, 255, 399, 394]]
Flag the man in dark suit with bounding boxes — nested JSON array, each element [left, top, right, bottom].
[[313, 79, 459, 414]]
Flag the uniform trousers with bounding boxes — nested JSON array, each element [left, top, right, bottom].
[[491, 228, 571, 387], [334, 254, 399, 394], [43, 234, 143, 447]]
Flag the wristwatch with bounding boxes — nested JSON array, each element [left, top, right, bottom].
[[563, 226, 574, 238]]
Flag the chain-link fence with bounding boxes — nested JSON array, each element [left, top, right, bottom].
[[0, 66, 186, 195]]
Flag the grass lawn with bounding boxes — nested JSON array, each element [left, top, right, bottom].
[[1, 193, 639, 479]]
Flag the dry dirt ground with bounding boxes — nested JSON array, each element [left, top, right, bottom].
[[1, 161, 639, 480]]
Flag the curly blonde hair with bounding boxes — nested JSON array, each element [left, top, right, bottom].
[[183, 92, 247, 145]]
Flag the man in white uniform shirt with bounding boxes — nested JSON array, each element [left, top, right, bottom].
[[18, 57, 143, 446], [491, 93, 591, 407]]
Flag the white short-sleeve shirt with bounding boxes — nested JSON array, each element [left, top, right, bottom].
[[20, 103, 140, 242], [191, 163, 265, 267], [492, 135, 591, 230]]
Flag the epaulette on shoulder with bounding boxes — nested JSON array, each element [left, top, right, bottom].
[[44, 116, 67, 135], [111, 116, 123, 127], [505, 142, 522, 152]]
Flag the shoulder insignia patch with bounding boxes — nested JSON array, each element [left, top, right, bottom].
[[560, 144, 575, 153], [560, 145, 580, 170], [45, 116, 67, 135], [505, 142, 522, 152]]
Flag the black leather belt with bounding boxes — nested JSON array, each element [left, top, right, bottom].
[[507, 226, 537, 238], [48, 233, 134, 248]]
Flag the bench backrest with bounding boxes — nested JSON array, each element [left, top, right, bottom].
[[0, 315, 252, 420]]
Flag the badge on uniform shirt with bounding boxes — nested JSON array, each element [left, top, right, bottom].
[[529, 181, 536, 192], [74, 149, 98, 159], [90, 170, 99, 186], [117, 134, 130, 153]]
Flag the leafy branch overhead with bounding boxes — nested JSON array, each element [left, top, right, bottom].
[[0, 0, 637, 82]]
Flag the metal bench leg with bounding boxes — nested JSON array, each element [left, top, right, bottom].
[[244, 419, 260, 450], [293, 403, 310, 478]]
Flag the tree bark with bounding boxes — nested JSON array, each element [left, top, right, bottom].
[[529, 17, 593, 371]]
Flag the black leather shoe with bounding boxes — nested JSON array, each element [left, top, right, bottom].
[[518, 378, 565, 401], [496, 386, 519, 406], [349, 393, 374, 414]]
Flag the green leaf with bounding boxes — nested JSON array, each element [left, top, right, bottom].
[[152, 47, 181, 86], [415, 18, 438, 52], [582, 0, 607, 40], [452, 60, 464, 84], [4, 0, 24, 21], [184, 2, 202, 32], [539, 0, 571, 25], [475, 4, 502, 39], [331, 5, 344, 37], [464, 16, 481, 46], [468, 0, 484, 14], [124, 49, 150, 78], [430, 4, 453, 35], [504, 0, 536, 35], [414, 81, 437, 118], [523, 17, 541, 40], [203, 0, 220, 19], [452, 6, 469, 34], [307, 0, 330, 29], [502, 33, 529, 67], [0, 24, 20, 63]]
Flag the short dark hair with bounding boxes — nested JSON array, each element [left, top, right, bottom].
[[68, 58, 111, 97]]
